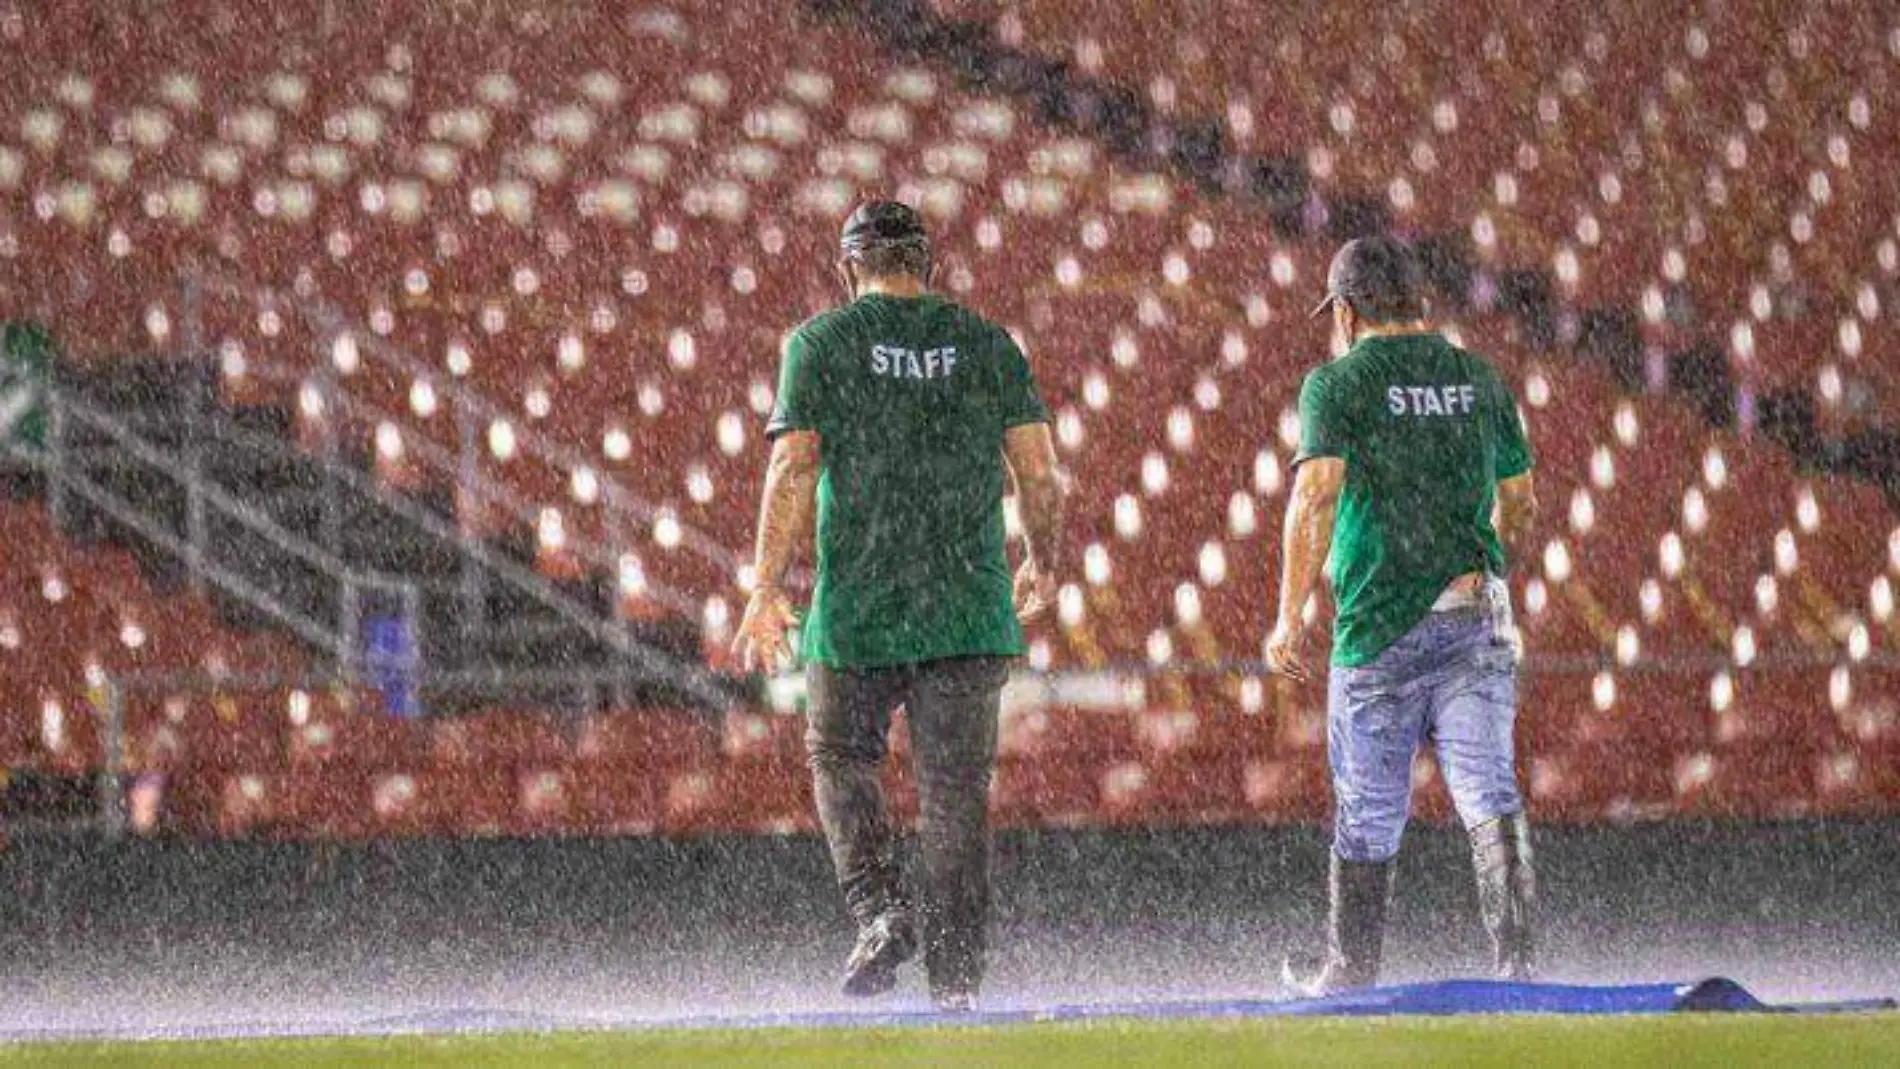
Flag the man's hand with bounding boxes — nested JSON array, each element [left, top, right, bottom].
[[1265, 616, 1314, 684], [732, 585, 798, 674], [1013, 558, 1056, 623]]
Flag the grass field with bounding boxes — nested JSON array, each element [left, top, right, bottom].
[[3, 1014, 1897, 1068]]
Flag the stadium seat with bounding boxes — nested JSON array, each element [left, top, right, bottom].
[[574, 707, 718, 774], [1529, 742, 1676, 823], [431, 710, 570, 770], [1672, 741, 1819, 820], [4, 0, 1899, 839], [663, 759, 815, 837], [1236, 751, 1332, 825]]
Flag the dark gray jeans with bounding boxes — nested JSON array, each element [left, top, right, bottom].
[[805, 655, 1007, 997]]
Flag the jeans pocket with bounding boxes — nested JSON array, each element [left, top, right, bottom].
[[1341, 669, 1401, 712]]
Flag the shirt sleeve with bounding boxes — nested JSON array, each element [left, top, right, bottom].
[[764, 328, 822, 440], [1490, 371, 1534, 480], [996, 329, 1051, 429], [1292, 366, 1349, 468]]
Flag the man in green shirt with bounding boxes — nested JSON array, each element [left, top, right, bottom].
[[1267, 237, 1541, 996], [734, 201, 1062, 1012]]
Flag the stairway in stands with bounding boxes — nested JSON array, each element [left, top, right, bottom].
[[47, 356, 711, 716]]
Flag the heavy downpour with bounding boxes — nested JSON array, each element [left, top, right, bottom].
[[0, 1, 1896, 1064]]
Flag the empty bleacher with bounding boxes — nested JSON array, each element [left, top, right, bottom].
[[0, 0, 1895, 837]]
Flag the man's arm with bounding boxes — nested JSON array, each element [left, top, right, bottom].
[[1487, 367, 1536, 569], [1493, 471, 1538, 570], [1004, 422, 1062, 571], [1003, 422, 1063, 620], [751, 430, 821, 590], [1265, 457, 1345, 683], [732, 430, 820, 672]]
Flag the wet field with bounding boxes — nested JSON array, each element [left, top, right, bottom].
[[1, 820, 1894, 1038]]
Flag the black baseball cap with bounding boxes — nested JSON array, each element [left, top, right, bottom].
[[839, 199, 930, 257], [1309, 236, 1427, 321]]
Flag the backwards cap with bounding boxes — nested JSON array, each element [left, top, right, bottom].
[[839, 199, 930, 257], [1309, 236, 1427, 322]]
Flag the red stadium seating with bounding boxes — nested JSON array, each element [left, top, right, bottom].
[[3, 0, 1897, 837]]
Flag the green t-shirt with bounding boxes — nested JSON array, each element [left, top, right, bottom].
[[766, 293, 1050, 668], [1293, 332, 1533, 668]]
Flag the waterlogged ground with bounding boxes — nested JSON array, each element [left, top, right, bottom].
[[0, 822, 1894, 1038]]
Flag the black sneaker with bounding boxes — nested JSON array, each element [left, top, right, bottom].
[[1281, 952, 1345, 999], [841, 911, 918, 998], [1282, 946, 1387, 999], [931, 989, 977, 1014], [1282, 855, 1392, 999]]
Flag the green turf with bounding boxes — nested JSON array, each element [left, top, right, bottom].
[[4, 1014, 1898, 1068]]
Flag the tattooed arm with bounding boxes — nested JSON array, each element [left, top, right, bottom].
[[1003, 422, 1063, 621], [1264, 456, 1345, 684], [1493, 471, 1538, 571], [733, 430, 820, 672]]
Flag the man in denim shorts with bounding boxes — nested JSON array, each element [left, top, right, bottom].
[[1266, 237, 1541, 995]]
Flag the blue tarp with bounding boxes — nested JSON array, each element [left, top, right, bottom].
[[586, 978, 1896, 1034], [3, 979, 1889, 1043], [1137, 977, 1897, 1019]]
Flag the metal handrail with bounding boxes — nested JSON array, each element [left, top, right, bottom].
[[23, 390, 440, 687], [292, 361, 703, 617], [21, 450, 350, 662], [185, 272, 714, 617], [75, 642, 1896, 842], [193, 412, 733, 711], [107, 664, 741, 693], [175, 270, 740, 711], [56, 391, 417, 600], [102, 647, 1899, 696], [201, 416, 697, 620], [191, 268, 746, 577]]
